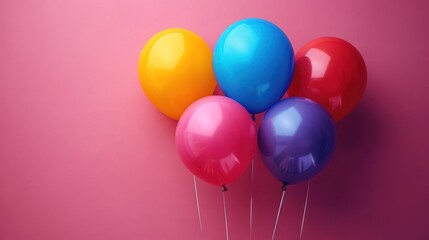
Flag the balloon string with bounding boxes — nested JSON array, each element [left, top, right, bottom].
[[300, 180, 311, 239], [249, 113, 256, 239], [193, 175, 203, 232], [249, 158, 255, 239], [222, 186, 229, 240], [272, 185, 287, 240]]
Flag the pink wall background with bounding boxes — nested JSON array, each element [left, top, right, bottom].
[[1, 0, 428, 239]]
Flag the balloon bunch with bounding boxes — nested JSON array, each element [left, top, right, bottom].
[[138, 18, 366, 189]]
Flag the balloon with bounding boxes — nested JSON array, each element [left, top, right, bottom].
[[176, 96, 257, 186], [213, 18, 295, 114], [287, 37, 367, 121], [258, 97, 336, 185], [138, 28, 216, 120]]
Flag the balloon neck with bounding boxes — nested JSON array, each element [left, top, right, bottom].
[[221, 185, 228, 192], [251, 114, 256, 122], [281, 183, 288, 191]]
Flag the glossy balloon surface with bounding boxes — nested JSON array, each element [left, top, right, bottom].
[[176, 96, 257, 186], [287, 37, 367, 121], [258, 98, 336, 185], [138, 28, 216, 120], [213, 18, 294, 114]]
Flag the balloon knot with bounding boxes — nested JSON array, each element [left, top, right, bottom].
[[221, 185, 228, 192], [281, 184, 287, 191], [251, 114, 256, 122]]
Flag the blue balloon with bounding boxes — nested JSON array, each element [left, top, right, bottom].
[[258, 97, 336, 185], [213, 18, 295, 114]]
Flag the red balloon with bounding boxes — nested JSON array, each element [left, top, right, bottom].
[[287, 37, 367, 121]]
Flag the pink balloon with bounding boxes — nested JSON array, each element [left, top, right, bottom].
[[176, 96, 257, 186]]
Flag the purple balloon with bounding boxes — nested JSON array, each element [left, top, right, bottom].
[[258, 97, 336, 185]]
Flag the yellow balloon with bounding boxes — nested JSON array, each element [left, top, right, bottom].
[[138, 28, 217, 120]]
